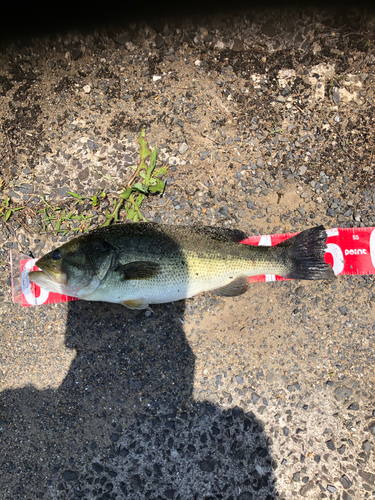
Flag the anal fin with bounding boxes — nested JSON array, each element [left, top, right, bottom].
[[214, 276, 249, 297], [122, 298, 149, 310]]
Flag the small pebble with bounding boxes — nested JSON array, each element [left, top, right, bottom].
[[71, 48, 82, 60], [87, 140, 99, 150], [326, 439, 335, 451], [155, 34, 165, 48], [292, 472, 300, 482], [362, 440, 371, 452], [340, 475, 353, 489], [348, 402, 359, 411]]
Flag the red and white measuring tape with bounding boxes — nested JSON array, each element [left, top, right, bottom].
[[11, 227, 375, 306]]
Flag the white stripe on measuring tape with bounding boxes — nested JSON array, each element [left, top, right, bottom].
[[326, 228, 339, 237], [22, 259, 50, 306], [370, 229, 375, 270], [258, 235, 272, 246], [265, 274, 276, 282], [326, 243, 345, 276]]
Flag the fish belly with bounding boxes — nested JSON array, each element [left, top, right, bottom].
[[81, 257, 253, 306]]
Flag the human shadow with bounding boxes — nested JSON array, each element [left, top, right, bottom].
[[1, 298, 276, 499]]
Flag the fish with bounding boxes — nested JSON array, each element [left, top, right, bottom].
[[28, 223, 334, 309]]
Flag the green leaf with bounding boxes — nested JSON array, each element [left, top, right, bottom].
[[149, 180, 165, 193], [155, 166, 167, 176], [149, 147, 157, 171], [120, 188, 132, 200], [138, 129, 151, 159], [139, 159, 148, 174], [126, 208, 135, 220], [5, 209, 12, 222], [133, 213, 139, 222], [56, 220, 61, 233], [12, 206, 24, 212], [136, 194, 145, 207], [133, 182, 148, 194], [67, 191, 82, 199]]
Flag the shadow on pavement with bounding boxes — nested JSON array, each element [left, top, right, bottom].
[[1, 299, 276, 499]]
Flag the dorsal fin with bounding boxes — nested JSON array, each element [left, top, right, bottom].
[[193, 226, 248, 243]]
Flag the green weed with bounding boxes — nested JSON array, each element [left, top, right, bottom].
[[3, 130, 167, 234], [67, 189, 106, 208], [0, 196, 24, 222], [91, 167, 114, 183], [102, 129, 167, 226], [268, 120, 283, 135], [38, 194, 93, 235]]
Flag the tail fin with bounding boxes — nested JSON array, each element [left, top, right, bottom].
[[277, 225, 335, 280]]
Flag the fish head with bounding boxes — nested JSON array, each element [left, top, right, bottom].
[[29, 235, 115, 297]]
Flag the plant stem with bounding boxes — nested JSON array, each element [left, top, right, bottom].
[[102, 198, 124, 227], [101, 151, 147, 226], [127, 159, 145, 188]]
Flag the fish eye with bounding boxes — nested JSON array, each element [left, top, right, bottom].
[[52, 250, 61, 260]]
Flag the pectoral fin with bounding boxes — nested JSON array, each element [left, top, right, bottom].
[[214, 276, 249, 297], [122, 298, 149, 309], [116, 261, 160, 280]]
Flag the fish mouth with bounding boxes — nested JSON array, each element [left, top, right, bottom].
[[29, 264, 68, 287]]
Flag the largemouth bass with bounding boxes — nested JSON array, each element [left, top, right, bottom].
[[29, 223, 334, 309]]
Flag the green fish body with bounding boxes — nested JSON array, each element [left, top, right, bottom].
[[29, 223, 334, 309]]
